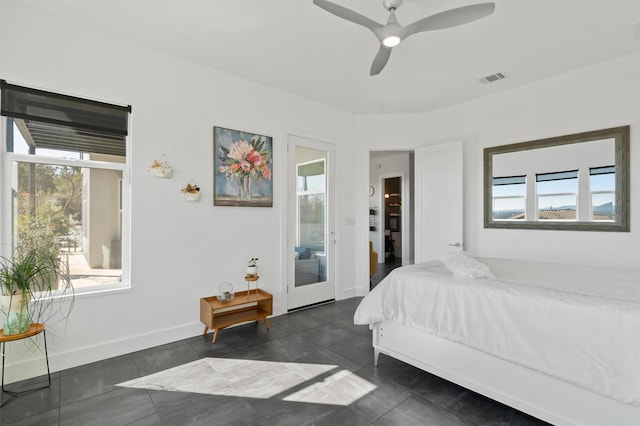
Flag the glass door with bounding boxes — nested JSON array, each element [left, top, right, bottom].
[[288, 139, 335, 310]]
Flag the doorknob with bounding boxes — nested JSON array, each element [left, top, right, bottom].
[[448, 242, 462, 248]]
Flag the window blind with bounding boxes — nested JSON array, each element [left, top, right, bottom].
[[298, 160, 325, 177], [1, 80, 130, 156], [590, 166, 615, 176], [536, 170, 578, 182], [492, 175, 525, 186]]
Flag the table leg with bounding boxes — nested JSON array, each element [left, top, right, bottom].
[[43, 329, 51, 388], [263, 318, 271, 329], [0, 340, 16, 408], [212, 329, 220, 344], [0, 328, 51, 408], [1, 341, 6, 391], [203, 325, 209, 336]]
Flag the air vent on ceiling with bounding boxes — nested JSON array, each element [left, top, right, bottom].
[[482, 72, 507, 83]]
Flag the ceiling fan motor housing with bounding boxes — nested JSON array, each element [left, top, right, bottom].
[[383, 0, 402, 11]]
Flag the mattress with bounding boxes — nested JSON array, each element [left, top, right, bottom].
[[354, 258, 640, 406]]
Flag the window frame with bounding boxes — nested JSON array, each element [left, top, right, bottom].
[[535, 169, 579, 221], [491, 175, 527, 221], [1, 115, 131, 297], [589, 166, 616, 222]]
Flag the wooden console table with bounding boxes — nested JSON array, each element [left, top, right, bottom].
[[0, 323, 50, 407], [200, 289, 272, 343]]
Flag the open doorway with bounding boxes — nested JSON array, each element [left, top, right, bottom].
[[369, 151, 414, 287], [368, 143, 463, 289], [383, 176, 402, 265]]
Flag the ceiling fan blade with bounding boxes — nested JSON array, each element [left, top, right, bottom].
[[399, 2, 495, 40], [370, 46, 392, 76], [313, 0, 382, 33]]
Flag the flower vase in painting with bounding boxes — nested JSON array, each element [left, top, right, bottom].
[[240, 175, 252, 201]]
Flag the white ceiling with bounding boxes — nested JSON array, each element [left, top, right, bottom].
[[27, 0, 640, 115]]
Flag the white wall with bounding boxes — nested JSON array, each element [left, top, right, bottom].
[[0, 3, 356, 380], [357, 53, 640, 272]]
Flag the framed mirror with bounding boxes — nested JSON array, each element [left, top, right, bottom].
[[484, 126, 629, 232]]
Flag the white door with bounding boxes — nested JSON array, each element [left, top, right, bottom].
[[287, 135, 335, 310], [414, 141, 463, 262]]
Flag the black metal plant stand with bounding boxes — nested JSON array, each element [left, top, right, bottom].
[[0, 323, 51, 407]]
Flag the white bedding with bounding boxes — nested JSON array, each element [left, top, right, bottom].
[[354, 258, 640, 406]]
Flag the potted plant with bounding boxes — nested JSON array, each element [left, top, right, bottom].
[[0, 249, 72, 335], [181, 182, 201, 202], [246, 257, 259, 277], [148, 155, 172, 178]]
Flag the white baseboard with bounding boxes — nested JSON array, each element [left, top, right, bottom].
[[337, 286, 358, 300], [1, 321, 203, 384]]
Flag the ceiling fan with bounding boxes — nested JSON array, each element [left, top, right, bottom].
[[312, 0, 495, 75]]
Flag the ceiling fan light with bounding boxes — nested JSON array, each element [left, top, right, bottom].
[[383, 35, 401, 47]]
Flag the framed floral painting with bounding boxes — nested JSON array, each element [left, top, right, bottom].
[[213, 126, 273, 207]]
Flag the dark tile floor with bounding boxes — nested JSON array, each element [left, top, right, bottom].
[[371, 257, 403, 289], [0, 298, 549, 426]]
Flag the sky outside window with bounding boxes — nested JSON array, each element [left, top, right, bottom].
[[537, 178, 578, 210], [493, 182, 525, 211]]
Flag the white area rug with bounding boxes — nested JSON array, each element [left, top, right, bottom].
[[117, 358, 376, 405]]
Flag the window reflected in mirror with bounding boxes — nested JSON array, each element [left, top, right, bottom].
[[484, 126, 629, 231], [492, 176, 526, 220], [536, 169, 579, 221]]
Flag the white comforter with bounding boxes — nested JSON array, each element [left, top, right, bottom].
[[354, 259, 640, 406]]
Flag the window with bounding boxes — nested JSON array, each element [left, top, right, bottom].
[[1, 80, 131, 294], [536, 170, 578, 220], [590, 166, 615, 221], [296, 159, 325, 252], [492, 175, 526, 220]]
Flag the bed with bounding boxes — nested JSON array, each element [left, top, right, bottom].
[[354, 253, 640, 426]]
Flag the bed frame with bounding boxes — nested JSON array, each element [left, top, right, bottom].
[[373, 321, 640, 426]]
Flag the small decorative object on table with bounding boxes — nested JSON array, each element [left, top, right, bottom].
[[148, 154, 172, 178], [216, 282, 234, 302], [0, 249, 73, 336], [246, 257, 259, 277], [181, 180, 201, 202], [245, 258, 259, 298]]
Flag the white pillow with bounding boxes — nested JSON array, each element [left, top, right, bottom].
[[439, 251, 496, 279]]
